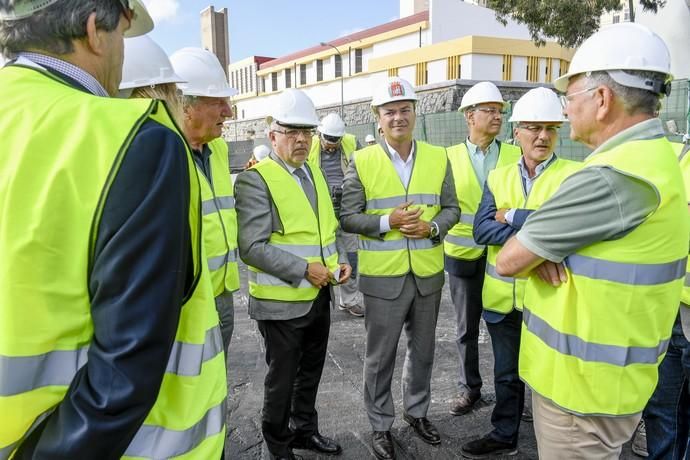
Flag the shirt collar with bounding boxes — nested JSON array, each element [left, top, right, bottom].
[[17, 52, 109, 97], [466, 137, 498, 156], [588, 118, 665, 160], [518, 153, 556, 180], [385, 140, 415, 164]]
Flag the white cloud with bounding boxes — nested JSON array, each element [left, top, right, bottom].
[[142, 0, 180, 23]]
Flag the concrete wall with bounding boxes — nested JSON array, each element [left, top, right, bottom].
[[429, 0, 532, 44]]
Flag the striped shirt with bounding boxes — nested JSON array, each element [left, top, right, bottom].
[[17, 52, 109, 97]]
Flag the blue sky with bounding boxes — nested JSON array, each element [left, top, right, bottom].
[[144, 0, 401, 61]]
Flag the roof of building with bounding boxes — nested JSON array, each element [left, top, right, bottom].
[[259, 10, 429, 71]]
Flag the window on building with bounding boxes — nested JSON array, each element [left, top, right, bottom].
[[388, 68, 398, 77], [355, 49, 363, 73], [271, 72, 278, 91], [624, 10, 630, 21], [262, 77, 266, 93], [239, 69, 244, 93], [502, 55, 513, 80], [285, 68, 292, 88], [300, 64, 307, 85], [526, 56, 539, 82], [613, 15, 620, 23], [334, 54, 342, 78], [249, 66, 253, 92], [447, 55, 461, 80], [230, 72, 235, 90], [316, 59, 323, 82], [415, 62, 427, 86], [244, 67, 249, 93]]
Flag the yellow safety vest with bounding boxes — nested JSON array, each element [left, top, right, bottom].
[[520, 137, 689, 416], [247, 159, 340, 302], [483, 158, 581, 314], [445, 142, 522, 261], [355, 142, 446, 278], [675, 142, 690, 305], [0, 66, 226, 459], [200, 138, 240, 295], [307, 133, 357, 168]]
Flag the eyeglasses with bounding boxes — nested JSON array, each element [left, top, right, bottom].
[[273, 128, 315, 140], [471, 107, 507, 116], [518, 124, 560, 134], [559, 87, 597, 108], [322, 134, 342, 144]]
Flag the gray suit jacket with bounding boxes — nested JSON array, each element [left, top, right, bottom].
[[235, 153, 348, 320], [340, 141, 460, 299]]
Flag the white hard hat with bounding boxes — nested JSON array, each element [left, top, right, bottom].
[[460, 81, 507, 112], [253, 144, 271, 162], [509, 87, 567, 123], [266, 89, 319, 128], [553, 23, 672, 94], [365, 134, 376, 143], [318, 113, 346, 137], [0, 0, 153, 37], [170, 47, 237, 98], [120, 35, 184, 90], [371, 77, 418, 111]]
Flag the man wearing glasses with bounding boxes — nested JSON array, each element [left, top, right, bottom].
[[235, 89, 351, 460], [496, 24, 687, 458], [445, 81, 522, 417], [463, 87, 580, 458], [171, 47, 240, 358], [308, 112, 364, 317], [0, 1, 228, 458]]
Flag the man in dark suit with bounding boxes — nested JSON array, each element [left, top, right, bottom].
[[235, 88, 351, 460]]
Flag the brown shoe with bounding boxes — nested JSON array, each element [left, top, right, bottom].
[[449, 392, 480, 416]]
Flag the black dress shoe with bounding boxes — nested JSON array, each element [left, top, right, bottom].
[[460, 434, 517, 459], [291, 432, 342, 455], [372, 431, 395, 460], [449, 392, 481, 415], [403, 413, 441, 445]]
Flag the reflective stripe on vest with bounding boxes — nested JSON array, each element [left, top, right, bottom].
[[482, 158, 581, 314], [0, 66, 225, 458], [124, 400, 226, 459], [354, 141, 446, 278], [523, 308, 669, 366], [200, 138, 240, 295], [445, 142, 522, 261], [247, 159, 340, 302], [519, 136, 689, 416]]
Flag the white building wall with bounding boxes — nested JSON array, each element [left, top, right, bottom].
[[427, 59, 446, 83], [460, 54, 473, 79], [511, 56, 527, 82], [398, 65, 416, 83], [467, 54, 502, 81], [429, 0, 532, 44], [372, 32, 423, 57]]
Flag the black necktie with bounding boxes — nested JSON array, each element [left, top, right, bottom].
[[293, 168, 317, 213]]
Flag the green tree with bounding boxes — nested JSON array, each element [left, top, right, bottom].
[[485, 0, 667, 48]]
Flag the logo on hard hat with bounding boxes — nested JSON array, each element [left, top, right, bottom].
[[389, 81, 405, 98]]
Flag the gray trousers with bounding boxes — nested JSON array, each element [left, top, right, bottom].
[[215, 290, 234, 356], [448, 259, 486, 396], [363, 274, 441, 431], [336, 229, 360, 307]]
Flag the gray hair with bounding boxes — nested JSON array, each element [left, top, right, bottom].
[[0, 0, 121, 57], [180, 94, 200, 109], [586, 71, 663, 116]]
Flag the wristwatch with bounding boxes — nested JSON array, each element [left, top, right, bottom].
[[429, 221, 439, 239]]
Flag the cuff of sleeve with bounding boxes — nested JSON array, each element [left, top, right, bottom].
[[505, 209, 515, 225], [516, 231, 564, 263], [380, 215, 391, 234]]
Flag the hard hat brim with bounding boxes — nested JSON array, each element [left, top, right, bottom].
[[125, 0, 154, 38]]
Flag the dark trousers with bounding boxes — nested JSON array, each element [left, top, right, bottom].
[[643, 315, 690, 460], [448, 254, 486, 395], [485, 309, 524, 444], [257, 288, 331, 458]]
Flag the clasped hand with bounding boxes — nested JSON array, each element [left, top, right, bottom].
[[389, 201, 430, 239]]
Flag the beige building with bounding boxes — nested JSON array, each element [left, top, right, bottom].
[[201, 6, 230, 76]]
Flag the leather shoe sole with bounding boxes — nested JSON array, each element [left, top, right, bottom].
[[403, 414, 441, 445]]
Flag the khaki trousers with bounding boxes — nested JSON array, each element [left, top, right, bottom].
[[532, 392, 641, 459]]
